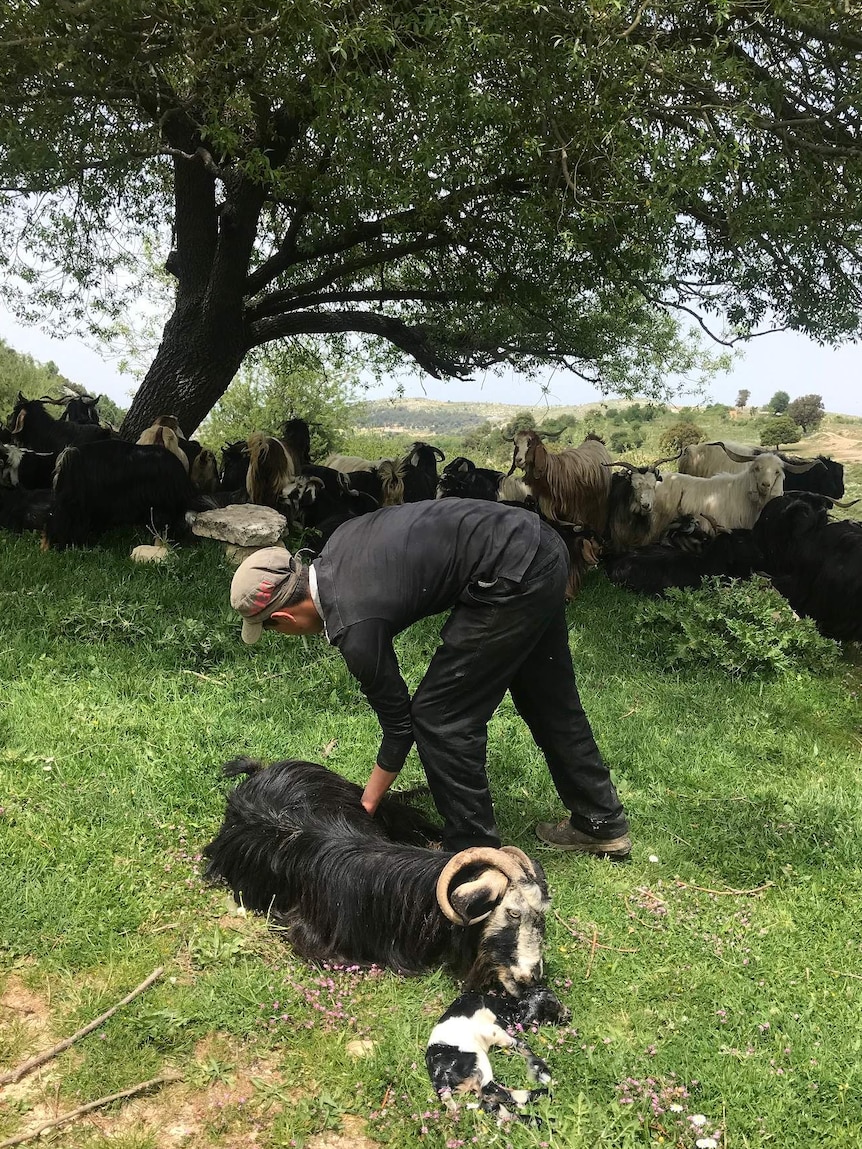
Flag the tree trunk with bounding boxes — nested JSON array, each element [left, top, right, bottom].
[[120, 311, 246, 441]]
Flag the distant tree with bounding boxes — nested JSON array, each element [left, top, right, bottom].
[[623, 402, 661, 424], [659, 421, 705, 454], [200, 347, 357, 459], [736, 389, 751, 409], [759, 415, 802, 449], [502, 411, 540, 438], [767, 390, 791, 414], [610, 426, 644, 453], [787, 394, 826, 433], [0, 338, 75, 416]]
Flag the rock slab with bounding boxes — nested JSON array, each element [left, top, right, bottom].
[[191, 504, 287, 546]]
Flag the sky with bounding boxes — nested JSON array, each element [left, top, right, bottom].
[[1, 302, 860, 417]]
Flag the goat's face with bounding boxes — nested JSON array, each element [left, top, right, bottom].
[[628, 470, 658, 516], [476, 874, 549, 996], [437, 848, 549, 997], [749, 456, 785, 503], [0, 444, 21, 488], [510, 431, 537, 471]]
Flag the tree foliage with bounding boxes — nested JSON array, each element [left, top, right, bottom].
[[659, 421, 705, 454], [787, 394, 826, 433], [767, 390, 791, 414], [200, 347, 357, 458], [759, 415, 802, 449], [2, 2, 862, 437], [735, 389, 751, 409]]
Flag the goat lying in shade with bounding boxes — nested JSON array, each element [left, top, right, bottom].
[[426, 986, 569, 1122]]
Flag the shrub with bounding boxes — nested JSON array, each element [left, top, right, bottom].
[[610, 426, 645, 453], [759, 415, 802, 449], [634, 576, 841, 677], [658, 421, 705, 453]]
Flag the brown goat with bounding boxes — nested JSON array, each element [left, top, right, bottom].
[[509, 430, 612, 596], [136, 416, 189, 472], [246, 432, 295, 507]]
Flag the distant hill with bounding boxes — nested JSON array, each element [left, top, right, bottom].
[[351, 396, 635, 435]]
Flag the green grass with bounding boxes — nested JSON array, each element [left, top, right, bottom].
[[0, 529, 861, 1148]]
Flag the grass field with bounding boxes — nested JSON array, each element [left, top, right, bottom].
[[1, 518, 860, 1148]]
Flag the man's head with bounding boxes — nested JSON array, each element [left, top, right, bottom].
[[230, 547, 321, 643]]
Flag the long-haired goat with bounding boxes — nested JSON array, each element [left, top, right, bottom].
[[8, 393, 112, 452], [0, 444, 58, 490], [679, 441, 844, 499], [509, 430, 611, 529], [649, 454, 818, 541], [59, 394, 102, 426], [508, 430, 611, 596], [136, 416, 190, 472], [44, 439, 206, 549], [246, 432, 295, 507], [752, 491, 862, 642], [604, 462, 661, 552], [204, 758, 550, 995], [279, 418, 312, 471]]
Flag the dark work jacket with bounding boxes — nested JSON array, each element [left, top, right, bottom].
[[312, 500, 541, 771]]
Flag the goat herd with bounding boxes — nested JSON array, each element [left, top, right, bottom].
[[2, 391, 858, 640], [3, 392, 861, 1120]]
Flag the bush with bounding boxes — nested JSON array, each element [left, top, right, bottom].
[[610, 426, 644, 453], [658, 421, 705, 453], [759, 415, 802, 449], [634, 576, 840, 677]]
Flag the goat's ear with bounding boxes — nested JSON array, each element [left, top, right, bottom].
[[448, 869, 509, 924], [11, 409, 26, 435]]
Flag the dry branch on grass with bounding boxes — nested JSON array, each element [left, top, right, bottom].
[[0, 1070, 183, 1148], [0, 967, 164, 1087]]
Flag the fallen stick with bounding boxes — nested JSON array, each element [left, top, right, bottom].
[[0, 967, 164, 1087], [584, 928, 599, 980], [0, 1070, 182, 1148], [674, 880, 774, 897], [826, 968, 862, 981]]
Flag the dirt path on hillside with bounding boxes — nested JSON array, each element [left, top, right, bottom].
[[804, 430, 862, 463]]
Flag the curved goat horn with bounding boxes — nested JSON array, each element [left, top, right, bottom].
[[650, 451, 683, 467], [436, 847, 527, 925], [604, 460, 637, 472], [825, 496, 860, 508]]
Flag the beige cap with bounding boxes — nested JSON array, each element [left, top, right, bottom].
[[230, 547, 304, 644]]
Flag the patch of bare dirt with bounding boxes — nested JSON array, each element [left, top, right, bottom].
[[805, 430, 862, 463], [82, 1036, 312, 1148]]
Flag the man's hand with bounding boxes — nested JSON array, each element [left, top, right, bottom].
[[361, 763, 399, 816]]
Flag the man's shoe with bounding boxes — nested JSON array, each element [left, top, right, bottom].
[[535, 819, 632, 859]]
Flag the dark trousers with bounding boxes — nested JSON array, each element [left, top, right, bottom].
[[410, 523, 628, 851]]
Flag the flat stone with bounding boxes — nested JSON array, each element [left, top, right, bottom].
[[224, 540, 286, 566], [191, 504, 287, 546]]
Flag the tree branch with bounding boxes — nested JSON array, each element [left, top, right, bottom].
[[247, 309, 471, 378]]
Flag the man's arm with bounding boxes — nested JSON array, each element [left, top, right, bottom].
[[332, 618, 415, 774], [361, 763, 399, 815]]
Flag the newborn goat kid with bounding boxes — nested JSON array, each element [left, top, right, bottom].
[[426, 986, 568, 1122]]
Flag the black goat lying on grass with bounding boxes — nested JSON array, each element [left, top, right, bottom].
[[602, 525, 763, 595], [204, 758, 550, 995], [426, 985, 569, 1123]]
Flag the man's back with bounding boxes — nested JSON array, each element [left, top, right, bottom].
[[313, 499, 541, 640]]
